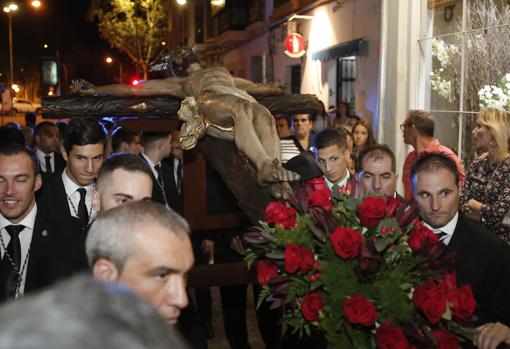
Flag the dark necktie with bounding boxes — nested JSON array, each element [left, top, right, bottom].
[[155, 164, 163, 185], [435, 230, 448, 243], [0, 225, 25, 300], [45, 155, 52, 173], [176, 160, 183, 194], [77, 188, 89, 226]]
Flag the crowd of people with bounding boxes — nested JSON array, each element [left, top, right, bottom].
[[1, 104, 510, 349]]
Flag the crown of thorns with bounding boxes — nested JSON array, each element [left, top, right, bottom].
[[149, 45, 199, 76]]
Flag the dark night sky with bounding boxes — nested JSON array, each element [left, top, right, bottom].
[[0, 0, 127, 87]]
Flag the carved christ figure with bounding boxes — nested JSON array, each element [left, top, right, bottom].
[[74, 46, 299, 198]]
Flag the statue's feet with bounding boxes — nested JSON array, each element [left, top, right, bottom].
[[72, 79, 95, 95], [268, 182, 293, 200], [259, 159, 300, 184]]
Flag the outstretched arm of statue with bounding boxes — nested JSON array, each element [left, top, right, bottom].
[[73, 77, 188, 98], [233, 77, 285, 96]]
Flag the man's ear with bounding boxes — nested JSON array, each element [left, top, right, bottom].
[[92, 258, 119, 282], [34, 174, 42, 192], [61, 145, 68, 162], [91, 188, 101, 212]]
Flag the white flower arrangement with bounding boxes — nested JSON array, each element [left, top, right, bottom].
[[430, 38, 459, 102], [478, 73, 510, 111]]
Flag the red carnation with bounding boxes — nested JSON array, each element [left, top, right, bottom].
[[357, 197, 387, 228], [376, 320, 413, 349], [300, 292, 325, 322], [412, 279, 448, 324], [265, 201, 297, 229], [308, 188, 333, 211], [447, 285, 476, 322], [256, 260, 279, 286], [330, 227, 364, 260], [431, 328, 459, 349], [284, 243, 315, 274], [307, 177, 327, 191], [343, 295, 377, 326], [408, 225, 439, 253]]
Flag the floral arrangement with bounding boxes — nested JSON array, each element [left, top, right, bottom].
[[430, 38, 459, 103], [244, 177, 477, 349], [478, 73, 510, 111]]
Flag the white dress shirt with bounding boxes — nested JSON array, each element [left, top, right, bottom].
[[423, 212, 458, 246], [0, 203, 37, 296], [36, 148, 55, 173], [62, 170, 96, 222], [141, 152, 159, 179], [325, 170, 350, 191]]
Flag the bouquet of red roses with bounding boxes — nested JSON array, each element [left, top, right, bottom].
[[244, 177, 477, 349]]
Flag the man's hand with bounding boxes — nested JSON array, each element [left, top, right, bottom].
[[475, 322, 510, 349]]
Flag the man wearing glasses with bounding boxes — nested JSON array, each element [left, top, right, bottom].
[[400, 110, 464, 201]]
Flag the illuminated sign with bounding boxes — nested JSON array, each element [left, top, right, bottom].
[[284, 33, 306, 58]]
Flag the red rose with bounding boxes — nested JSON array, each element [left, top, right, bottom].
[[412, 279, 447, 324], [265, 201, 297, 229], [357, 197, 387, 228], [376, 320, 412, 349], [386, 196, 403, 217], [307, 177, 327, 191], [343, 295, 377, 326], [284, 244, 315, 274], [441, 272, 457, 291], [256, 260, 279, 286], [408, 225, 439, 253], [308, 188, 333, 211], [447, 285, 476, 322], [300, 291, 325, 322], [431, 328, 459, 349], [330, 227, 364, 260]]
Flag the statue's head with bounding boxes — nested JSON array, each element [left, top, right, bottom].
[[149, 45, 200, 77], [169, 45, 200, 76]]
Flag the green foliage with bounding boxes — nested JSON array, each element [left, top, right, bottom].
[[87, 0, 168, 78]]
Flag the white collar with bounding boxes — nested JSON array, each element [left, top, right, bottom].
[[36, 147, 52, 158], [325, 171, 350, 190], [62, 169, 94, 196], [0, 203, 37, 230], [423, 212, 458, 245], [141, 153, 160, 179]]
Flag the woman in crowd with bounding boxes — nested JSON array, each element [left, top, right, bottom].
[[460, 108, 510, 243], [351, 120, 376, 157]]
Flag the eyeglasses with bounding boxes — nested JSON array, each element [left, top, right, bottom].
[[400, 123, 412, 131]]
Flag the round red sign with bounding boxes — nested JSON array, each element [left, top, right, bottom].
[[284, 33, 306, 58]]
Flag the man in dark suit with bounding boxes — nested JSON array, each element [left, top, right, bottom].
[[140, 131, 181, 212], [358, 144, 405, 201], [411, 152, 510, 347], [0, 144, 65, 302], [37, 117, 107, 273], [34, 121, 66, 176]]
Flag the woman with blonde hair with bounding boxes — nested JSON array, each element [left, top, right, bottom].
[[460, 108, 510, 243]]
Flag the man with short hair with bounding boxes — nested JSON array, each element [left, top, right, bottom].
[[358, 144, 400, 199], [280, 114, 314, 163], [37, 117, 107, 272], [86, 200, 194, 327], [314, 128, 352, 191], [34, 121, 66, 175], [0, 274, 187, 349], [401, 110, 464, 201], [411, 152, 510, 332], [92, 153, 153, 213], [140, 131, 180, 212], [111, 127, 143, 154], [0, 145, 64, 302], [275, 115, 292, 139]]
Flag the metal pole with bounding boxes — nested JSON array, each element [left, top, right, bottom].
[[8, 13, 14, 89]]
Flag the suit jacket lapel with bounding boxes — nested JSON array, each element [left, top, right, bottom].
[[24, 212, 50, 291]]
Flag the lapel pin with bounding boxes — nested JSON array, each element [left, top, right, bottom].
[[42, 230, 48, 237]]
